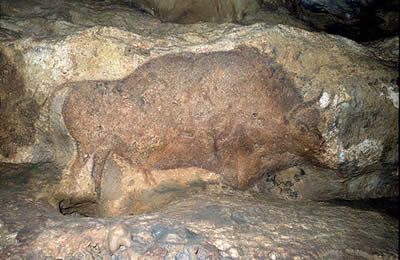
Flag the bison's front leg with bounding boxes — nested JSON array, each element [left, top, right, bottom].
[[92, 150, 112, 198]]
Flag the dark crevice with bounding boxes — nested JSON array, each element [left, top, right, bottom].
[[326, 197, 400, 219], [285, 0, 399, 42]]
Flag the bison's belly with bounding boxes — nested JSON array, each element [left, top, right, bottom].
[[62, 48, 320, 188]]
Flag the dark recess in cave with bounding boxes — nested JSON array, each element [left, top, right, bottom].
[[286, 0, 400, 42], [328, 197, 400, 219]]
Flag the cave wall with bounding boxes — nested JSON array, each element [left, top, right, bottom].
[[126, 0, 399, 40], [128, 0, 261, 23], [0, 0, 398, 217], [276, 0, 400, 41]]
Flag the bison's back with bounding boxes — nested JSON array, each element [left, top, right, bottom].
[[62, 48, 321, 187]]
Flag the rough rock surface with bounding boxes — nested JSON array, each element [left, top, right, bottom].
[[0, 170, 398, 259], [0, 0, 399, 257], [0, 52, 40, 158], [365, 36, 399, 68], [254, 165, 399, 201], [129, 0, 261, 23], [0, 0, 398, 215], [286, 0, 399, 41]]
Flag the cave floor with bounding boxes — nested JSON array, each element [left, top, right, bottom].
[[0, 168, 398, 259]]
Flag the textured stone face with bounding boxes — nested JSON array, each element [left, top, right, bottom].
[[0, 0, 398, 208], [62, 48, 322, 194], [0, 185, 398, 259], [0, 53, 39, 158], [0, 1, 399, 257], [286, 0, 399, 41], [131, 0, 260, 23]]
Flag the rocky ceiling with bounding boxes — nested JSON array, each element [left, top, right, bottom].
[[0, 0, 398, 258], [126, 0, 399, 41]]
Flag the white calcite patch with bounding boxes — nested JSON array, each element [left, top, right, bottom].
[[319, 92, 330, 108], [23, 42, 73, 102], [338, 150, 346, 162], [214, 238, 232, 251], [51, 43, 73, 81], [386, 85, 399, 109], [340, 139, 383, 167], [28, 46, 54, 68]]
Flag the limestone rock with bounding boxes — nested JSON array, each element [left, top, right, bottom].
[[0, 52, 40, 159], [130, 0, 261, 23], [107, 224, 132, 254], [0, 186, 398, 258], [0, 1, 399, 257], [254, 166, 399, 201], [287, 0, 399, 41], [0, 0, 398, 212], [365, 36, 399, 67]]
